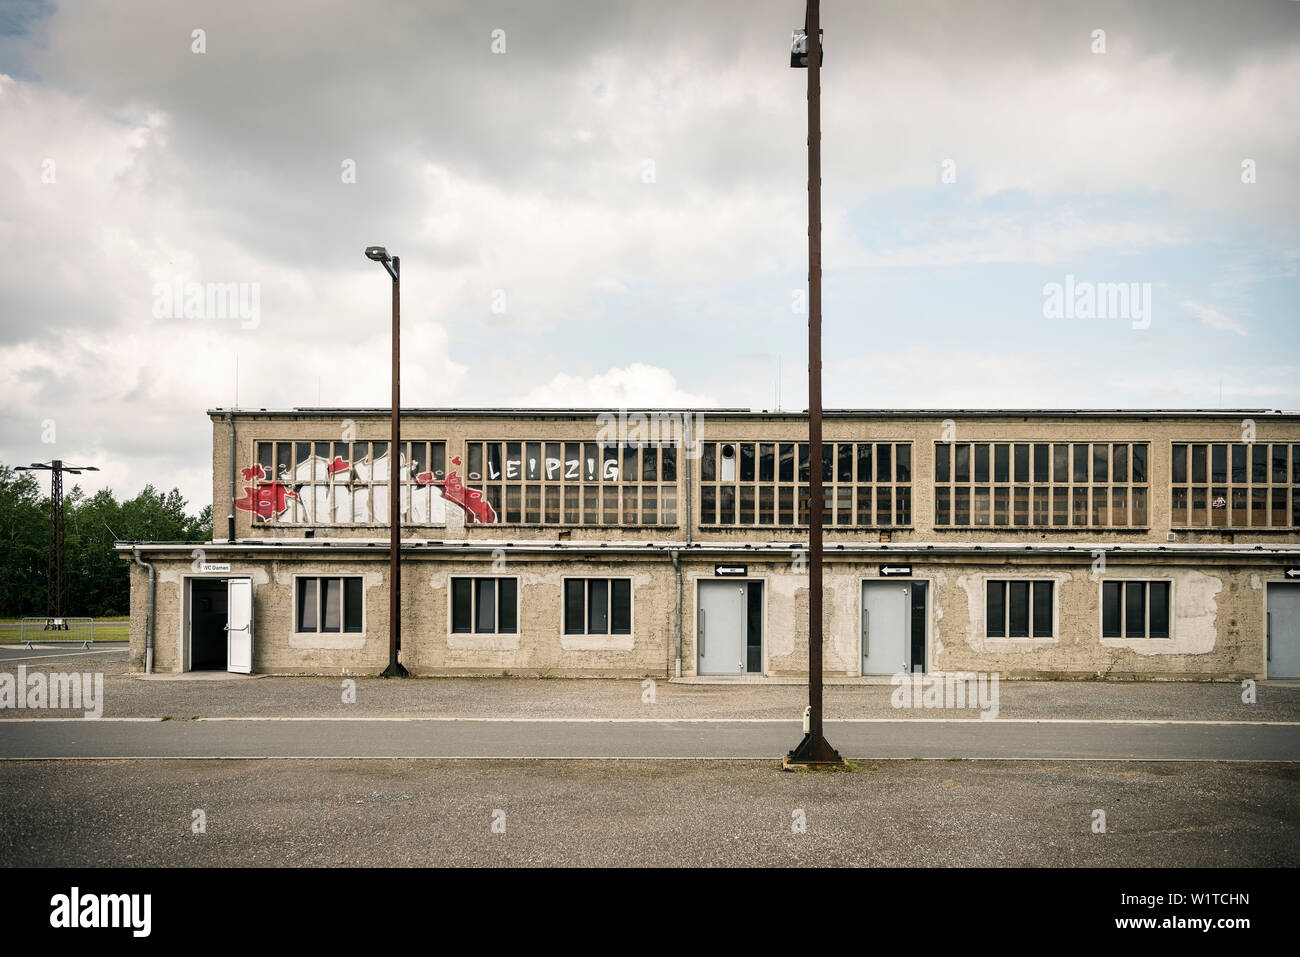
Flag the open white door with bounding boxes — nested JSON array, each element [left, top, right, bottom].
[[226, 577, 254, 674]]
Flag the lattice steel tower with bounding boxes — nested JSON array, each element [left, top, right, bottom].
[[16, 460, 98, 628]]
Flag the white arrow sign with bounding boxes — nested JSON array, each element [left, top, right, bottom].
[[1287, 568, 1300, 579], [880, 565, 912, 577]]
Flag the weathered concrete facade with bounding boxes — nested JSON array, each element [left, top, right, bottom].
[[120, 408, 1300, 680]]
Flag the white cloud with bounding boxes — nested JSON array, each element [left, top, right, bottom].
[[515, 363, 718, 408], [1, 0, 1297, 512], [1182, 300, 1248, 336]]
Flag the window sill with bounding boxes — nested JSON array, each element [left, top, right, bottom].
[[289, 632, 366, 650], [447, 632, 520, 652], [977, 636, 1059, 653], [699, 525, 916, 531], [561, 632, 635, 652], [936, 526, 1152, 532]]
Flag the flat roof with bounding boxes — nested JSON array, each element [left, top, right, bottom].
[[207, 407, 1300, 418], [117, 540, 1300, 559]]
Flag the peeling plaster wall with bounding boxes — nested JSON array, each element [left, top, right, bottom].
[[934, 562, 1257, 677], [127, 552, 1278, 678]]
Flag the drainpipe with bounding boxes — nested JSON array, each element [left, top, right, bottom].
[[671, 549, 682, 678], [226, 411, 236, 543], [672, 412, 695, 678], [132, 547, 156, 674], [684, 413, 694, 545]]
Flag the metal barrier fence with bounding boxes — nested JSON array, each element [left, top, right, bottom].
[[18, 617, 97, 649]]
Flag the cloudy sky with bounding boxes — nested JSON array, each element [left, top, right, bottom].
[[1, 0, 1297, 510]]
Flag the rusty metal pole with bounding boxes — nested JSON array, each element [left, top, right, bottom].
[[383, 255, 408, 677], [787, 0, 842, 766]]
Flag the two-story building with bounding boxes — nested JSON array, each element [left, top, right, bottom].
[[117, 407, 1300, 680]]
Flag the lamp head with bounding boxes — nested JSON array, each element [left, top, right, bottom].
[[364, 246, 391, 263]]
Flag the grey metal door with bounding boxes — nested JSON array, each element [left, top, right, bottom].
[[862, 581, 910, 675], [1267, 583, 1300, 679], [698, 581, 747, 675]]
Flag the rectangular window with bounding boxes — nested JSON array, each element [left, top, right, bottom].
[[563, 578, 632, 635], [469, 437, 679, 527], [255, 440, 447, 526], [985, 580, 1054, 638], [1211, 444, 1228, 483], [700, 441, 911, 527], [563, 579, 584, 635], [1034, 444, 1049, 483], [994, 444, 1010, 483], [1112, 444, 1127, 482], [450, 578, 517, 634], [1031, 581, 1053, 637], [1102, 581, 1122, 637], [1171, 440, 1298, 528], [321, 578, 342, 632], [936, 441, 1148, 528], [1008, 581, 1030, 637], [1102, 580, 1171, 639], [1124, 581, 1145, 637], [296, 576, 363, 633], [986, 581, 1005, 638], [780, 443, 795, 482]]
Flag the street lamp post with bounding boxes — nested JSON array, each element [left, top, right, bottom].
[[365, 245, 408, 677], [786, 0, 843, 767]]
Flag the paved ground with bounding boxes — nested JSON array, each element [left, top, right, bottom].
[[4, 647, 1296, 867], [3, 717, 1297, 760], [1, 758, 1294, 867], [1, 645, 1296, 721]]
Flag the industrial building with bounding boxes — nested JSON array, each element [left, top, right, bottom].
[[118, 408, 1300, 680]]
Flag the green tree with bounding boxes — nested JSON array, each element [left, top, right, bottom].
[[0, 464, 211, 617], [0, 466, 47, 615]]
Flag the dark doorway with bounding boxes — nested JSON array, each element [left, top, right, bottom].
[[910, 581, 928, 673], [191, 579, 228, 670], [746, 581, 763, 673]]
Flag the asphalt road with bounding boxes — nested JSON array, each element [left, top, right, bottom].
[[2, 717, 1297, 760], [3, 758, 1296, 866], [3, 646, 1298, 722]]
